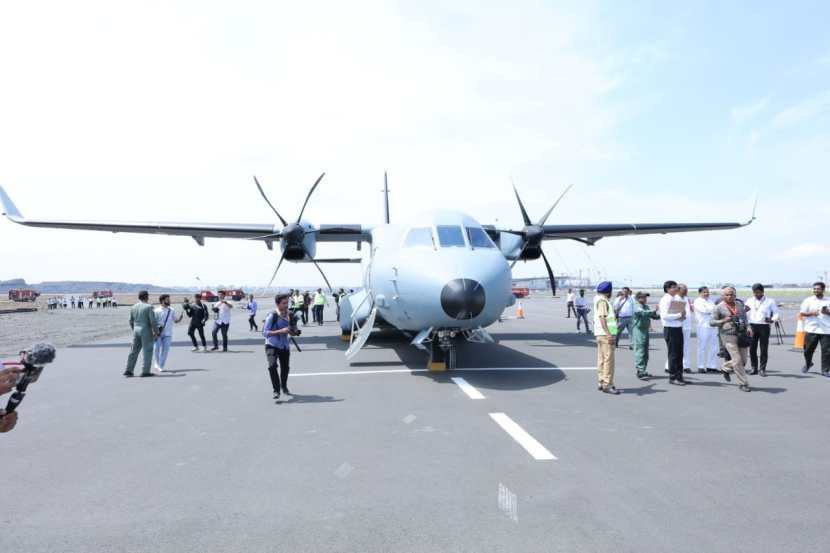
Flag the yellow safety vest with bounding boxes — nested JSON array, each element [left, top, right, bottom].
[[593, 295, 618, 336]]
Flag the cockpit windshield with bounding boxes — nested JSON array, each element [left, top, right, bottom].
[[436, 225, 466, 248], [403, 227, 435, 248], [466, 227, 495, 249]]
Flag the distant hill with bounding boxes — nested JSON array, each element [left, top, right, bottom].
[[0, 279, 192, 293]]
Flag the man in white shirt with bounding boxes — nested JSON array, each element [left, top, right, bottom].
[[574, 289, 590, 333], [799, 282, 830, 375], [566, 288, 576, 318], [613, 286, 635, 349], [745, 283, 779, 377], [659, 279, 688, 385], [693, 286, 718, 373], [153, 294, 182, 372], [211, 291, 233, 352]]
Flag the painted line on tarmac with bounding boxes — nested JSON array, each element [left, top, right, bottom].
[[489, 412, 556, 461], [450, 377, 485, 399], [290, 366, 595, 377]]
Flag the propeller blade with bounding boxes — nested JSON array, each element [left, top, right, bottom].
[[536, 184, 574, 226], [309, 257, 333, 293], [511, 180, 532, 226], [540, 250, 556, 296], [265, 249, 288, 289], [296, 172, 325, 223], [254, 176, 288, 227], [244, 232, 283, 241]]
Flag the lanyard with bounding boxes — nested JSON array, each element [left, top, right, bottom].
[[724, 302, 739, 317]]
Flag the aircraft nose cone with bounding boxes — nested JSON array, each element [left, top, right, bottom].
[[440, 278, 486, 320]]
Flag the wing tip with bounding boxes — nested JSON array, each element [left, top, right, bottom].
[[0, 184, 24, 220]]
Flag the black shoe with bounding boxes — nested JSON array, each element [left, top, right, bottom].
[[123, 372, 134, 378], [222, 348, 228, 352], [739, 384, 751, 392], [722, 370, 731, 382], [139, 373, 155, 377], [760, 369, 767, 377], [601, 386, 620, 395], [210, 347, 219, 351], [749, 369, 758, 375], [683, 368, 692, 374], [282, 387, 291, 395], [273, 390, 281, 400], [801, 364, 812, 374], [664, 369, 670, 374], [637, 372, 648, 380]]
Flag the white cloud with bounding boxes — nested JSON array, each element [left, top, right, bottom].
[[782, 243, 830, 258], [730, 97, 769, 124], [772, 91, 830, 128]]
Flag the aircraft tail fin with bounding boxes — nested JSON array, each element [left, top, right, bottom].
[[0, 185, 24, 221], [383, 171, 390, 224]]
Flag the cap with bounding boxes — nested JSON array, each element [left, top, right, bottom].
[[596, 281, 612, 294], [635, 291, 650, 299]]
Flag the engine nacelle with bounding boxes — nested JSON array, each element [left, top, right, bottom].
[[280, 220, 317, 261]]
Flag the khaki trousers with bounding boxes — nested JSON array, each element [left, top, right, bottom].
[[722, 336, 749, 386], [596, 335, 615, 388]]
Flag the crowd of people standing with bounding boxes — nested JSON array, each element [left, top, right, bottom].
[[585, 280, 830, 395], [46, 295, 117, 309]]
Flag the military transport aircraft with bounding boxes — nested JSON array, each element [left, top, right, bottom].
[[0, 176, 754, 369]]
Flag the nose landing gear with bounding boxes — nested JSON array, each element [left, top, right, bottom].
[[428, 330, 457, 371]]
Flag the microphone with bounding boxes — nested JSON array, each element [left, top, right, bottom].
[[3, 343, 56, 415]]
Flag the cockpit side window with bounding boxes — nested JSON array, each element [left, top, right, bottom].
[[404, 227, 435, 248], [436, 225, 466, 248], [466, 227, 495, 249]]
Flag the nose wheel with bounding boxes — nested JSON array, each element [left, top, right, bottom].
[[428, 331, 457, 371]]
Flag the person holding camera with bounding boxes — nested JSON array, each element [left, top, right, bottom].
[[183, 294, 209, 351], [0, 365, 22, 433], [210, 291, 233, 352], [246, 294, 259, 332], [125, 290, 159, 377], [710, 286, 751, 392], [263, 294, 298, 399], [800, 281, 830, 375]]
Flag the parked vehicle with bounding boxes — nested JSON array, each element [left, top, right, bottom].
[[511, 287, 530, 298], [218, 289, 245, 301], [8, 289, 40, 302]]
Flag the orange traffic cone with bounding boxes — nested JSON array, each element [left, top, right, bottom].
[[516, 300, 525, 319], [792, 314, 805, 352]]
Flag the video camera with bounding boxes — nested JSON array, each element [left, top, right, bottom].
[[3, 343, 56, 414], [288, 311, 302, 336]]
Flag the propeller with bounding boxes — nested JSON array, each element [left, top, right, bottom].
[[254, 173, 333, 293], [508, 183, 573, 296]]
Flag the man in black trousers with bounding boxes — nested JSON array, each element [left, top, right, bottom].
[[263, 294, 297, 400], [658, 280, 688, 385]]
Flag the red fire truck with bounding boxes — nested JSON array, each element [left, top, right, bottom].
[[8, 289, 40, 302], [199, 290, 219, 302], [218, 289, 246, 301]]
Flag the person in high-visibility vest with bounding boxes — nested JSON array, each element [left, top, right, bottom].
[[313, 288, 327, 326], [593, 281, 619, 394]]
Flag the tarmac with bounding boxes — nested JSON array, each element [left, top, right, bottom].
[[2, 296, 829, 553]]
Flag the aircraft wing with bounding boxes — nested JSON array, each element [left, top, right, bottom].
[[537, 220, 750, 245], [0, 185, 370, 245]]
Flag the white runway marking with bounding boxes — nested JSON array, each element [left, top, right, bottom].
[[290, 366, 595, 377], [489, 412, 556, 461], [451, 377, 485, 399]]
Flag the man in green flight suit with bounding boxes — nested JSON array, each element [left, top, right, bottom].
[[124, 290, 159, 377], [632, 291, 660, 380]]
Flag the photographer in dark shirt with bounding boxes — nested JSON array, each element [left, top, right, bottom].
[[183, 294, 210, 352], [263, 294, 300, 400]]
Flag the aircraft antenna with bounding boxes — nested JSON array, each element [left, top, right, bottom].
[[383, 171, 391, 224]]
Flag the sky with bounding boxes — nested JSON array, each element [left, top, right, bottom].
[[1, 1, 828, 289]]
